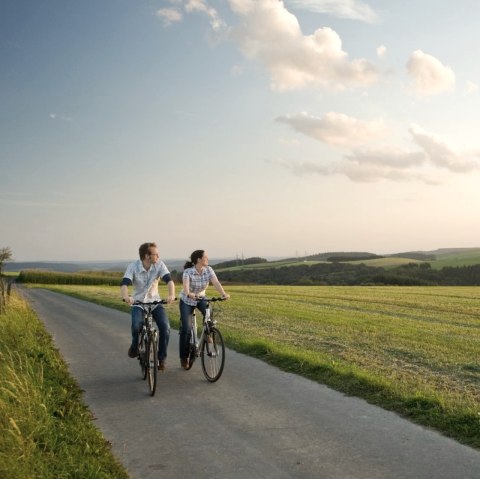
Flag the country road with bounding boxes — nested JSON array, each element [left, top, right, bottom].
[[20, 288, 480, 479]]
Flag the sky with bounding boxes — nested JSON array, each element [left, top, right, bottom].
[[1, 0, 480, 262]]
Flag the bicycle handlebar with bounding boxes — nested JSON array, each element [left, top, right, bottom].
[[123, 298, 177, 305], [194, 296, 227, 302]]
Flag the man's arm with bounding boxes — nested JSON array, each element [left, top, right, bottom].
[[162, 273, 175, 303], [120, 278, 133, 304]]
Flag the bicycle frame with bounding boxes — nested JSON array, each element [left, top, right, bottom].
[[190, 304, 214, 354]]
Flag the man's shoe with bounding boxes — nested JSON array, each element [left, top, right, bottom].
[[128, 346, 137, 358], [158, 360, 166, 371], [181, 358, 189, 369]]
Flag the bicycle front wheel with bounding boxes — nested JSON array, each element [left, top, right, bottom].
[[146, 334, 158, 396], [201, 326, 225, 382], [138, 334, 147, 380]]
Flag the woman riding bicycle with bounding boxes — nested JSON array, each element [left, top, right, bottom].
[[179, 250, 229, 369]]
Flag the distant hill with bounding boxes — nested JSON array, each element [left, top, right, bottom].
[[3, 259, 186, 273], [4, 248, 480, 274], [4, 261, 130, 273], [213, 248, 480, 272]]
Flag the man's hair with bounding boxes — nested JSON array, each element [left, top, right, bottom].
[[139, 242, 157, 260]]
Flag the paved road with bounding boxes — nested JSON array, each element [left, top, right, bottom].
[[21, 288, 480, 479]]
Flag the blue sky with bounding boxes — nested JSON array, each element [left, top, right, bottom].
[[2, 0, 480, 262]]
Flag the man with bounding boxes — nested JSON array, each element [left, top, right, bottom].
[[120, 242, 175, 371]]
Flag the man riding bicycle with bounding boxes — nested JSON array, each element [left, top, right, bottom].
[[120, 242, 175, 371]]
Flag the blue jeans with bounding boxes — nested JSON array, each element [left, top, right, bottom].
[[131, 305, 170, 361], [179, 299, 207, 360]]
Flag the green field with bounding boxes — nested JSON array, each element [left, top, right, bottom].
[[428, 250, 480, 269], [24, 282, 480, 448]]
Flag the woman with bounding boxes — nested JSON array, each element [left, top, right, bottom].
[[179, 250, 230, 369]]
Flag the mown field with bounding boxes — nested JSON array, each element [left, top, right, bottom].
[[23, 282, 480, 449]]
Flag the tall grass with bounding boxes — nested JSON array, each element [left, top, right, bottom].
[[0, 292, 129, 479]]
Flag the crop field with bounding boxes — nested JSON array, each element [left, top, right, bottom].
[[22, 283, 480, 447]]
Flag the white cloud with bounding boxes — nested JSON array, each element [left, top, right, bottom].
[[229, 0, 379, 91], [156, 1, 225, 30], [276, 111, 386, 147], [159, 0, 379, 90], [345, 148, 425, 168], [273, 121, 479, 183], [156, 8, 183, 25], [409, 124, 479, 173], [465, 80, 478, 95], [185, 0, 225, 30], [49, 113, 72, 122], [342, 162, 433, 184], [406, 50, 455, 95], [376, 45, 386, 58], [287, 0, 378, 23], [341, 147, 436, 183], [271, 152, 434, 184]]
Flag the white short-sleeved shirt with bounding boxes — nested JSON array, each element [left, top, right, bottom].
[[123, 259, 170, 302]]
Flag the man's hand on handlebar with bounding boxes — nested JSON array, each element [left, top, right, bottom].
[[123, 297, 177, 305]]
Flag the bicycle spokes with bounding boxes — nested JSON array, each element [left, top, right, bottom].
[[201, 327, 225, 382], [147, 336, 158, 396]]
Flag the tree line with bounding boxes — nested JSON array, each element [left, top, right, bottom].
[[213, 262, 480, 286]]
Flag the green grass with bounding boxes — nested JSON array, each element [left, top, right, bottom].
[[24, 283, 480, 449], [0, 292, 130, 479], [429, 250, 480, 269]]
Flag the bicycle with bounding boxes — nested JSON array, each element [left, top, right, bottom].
[[185, 296, 226, 382], [129, 300, 171, 396]]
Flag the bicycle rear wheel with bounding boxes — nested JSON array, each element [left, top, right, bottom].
[[201, 326, 225, 382], [147, 334, 158, 396], [185, 331, 197, 371]]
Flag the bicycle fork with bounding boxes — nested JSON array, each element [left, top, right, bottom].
[[191, 311, 216, 357]]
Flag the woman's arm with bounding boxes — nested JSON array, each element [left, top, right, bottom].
[[183, 274, 193, 298], [211, 276, 229, 299]]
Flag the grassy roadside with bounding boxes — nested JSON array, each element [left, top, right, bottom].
[[23, 282, 480, 450], [0, 291, 130, 479]]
